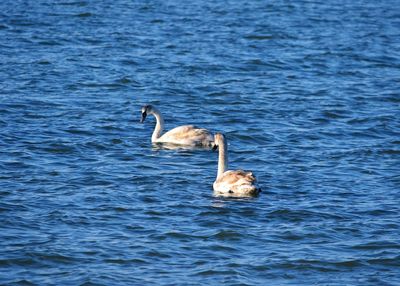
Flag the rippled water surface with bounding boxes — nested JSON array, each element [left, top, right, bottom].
[[1, 1, 400, 285]]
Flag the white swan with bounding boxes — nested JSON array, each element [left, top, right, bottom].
[[213, 133, 261, 197], [140, 105, 214, 147]]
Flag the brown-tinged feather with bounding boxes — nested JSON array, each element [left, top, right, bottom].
[[159, 125, 213, 146], [215, 170, 256, 185]]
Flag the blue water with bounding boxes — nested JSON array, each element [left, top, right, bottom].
[[1, 1, 400, 285]]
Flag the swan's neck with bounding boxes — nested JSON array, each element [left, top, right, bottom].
[[217, 140, 228, 178], [151, 108, 164, 142]]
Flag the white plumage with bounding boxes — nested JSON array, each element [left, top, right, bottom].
[[213, 133, 261, 197], [140, 105, 214, 147]]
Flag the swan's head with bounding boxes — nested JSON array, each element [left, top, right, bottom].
[[140, 105, 153, 123], [213, 133, 226, 150]]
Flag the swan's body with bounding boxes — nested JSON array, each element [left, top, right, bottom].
[[213, 133, 261, 197], [140, 105, 214, 147]]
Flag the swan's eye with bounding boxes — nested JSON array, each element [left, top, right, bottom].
[[140, 111, 147, 123]]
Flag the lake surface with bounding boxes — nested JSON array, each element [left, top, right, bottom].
[[1, 0, 400, 285]]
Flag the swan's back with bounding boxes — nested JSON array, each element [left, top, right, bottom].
[[213, 170, 260, 197], [158, 125, 214, 146]]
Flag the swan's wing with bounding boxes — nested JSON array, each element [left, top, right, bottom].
[[159, 125, 213, 144], [214, 170, 259, 197], [162, 125, 211, 139], [216, 170, 256, 185]]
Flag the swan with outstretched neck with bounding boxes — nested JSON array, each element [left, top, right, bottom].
[[213, 133, 261, 197], [140, 105, 214, 147]]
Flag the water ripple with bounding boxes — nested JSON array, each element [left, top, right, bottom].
[[1, 0, 400, 285]]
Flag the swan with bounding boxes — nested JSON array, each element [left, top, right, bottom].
[[140, 104, 214, 147], [213, 133, 261, 197]]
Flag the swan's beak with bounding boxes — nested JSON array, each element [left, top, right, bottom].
[[140, 112, 147, 123], [212, 143, 218, 151]]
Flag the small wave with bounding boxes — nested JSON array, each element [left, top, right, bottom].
[[104, 258, 148, 265], [64, 128, 94, 136], [378, 149, 400, 155], [75, 12, 93, 18], [42, 143, 77, 154], [142, 249, 171, 259], [192, 269, 238, 277], [59, 1, 87, 6], [213, 230, 242, 241], [275, 259, 364, 271], [352, 241, 400, 250], [267, 209, 344, 221], [367, 256, 400, 267], [37, 59, 51, 65], [38, 40, 62, 46], [0, 258, 37, 267], [244, 34, 274, 40], [32, 253, 75, 264]]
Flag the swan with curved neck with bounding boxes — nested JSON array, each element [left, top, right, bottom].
[[213, 133, 261, 197], [140, 105, 214, 147]]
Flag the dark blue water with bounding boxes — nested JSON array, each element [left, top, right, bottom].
[[1, 1, 400, 285]]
